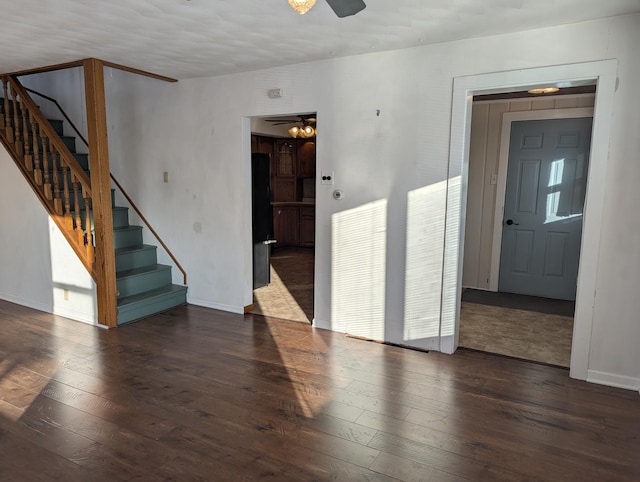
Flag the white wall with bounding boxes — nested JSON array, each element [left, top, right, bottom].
[[1, 13, 638, 389], [463, 94, 595, 290], [0, 146, 97, 324], [19, 67, 88, 154]]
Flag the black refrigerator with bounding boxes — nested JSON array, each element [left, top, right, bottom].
[[252, 153, 275, 289]]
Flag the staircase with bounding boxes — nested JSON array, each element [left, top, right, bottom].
[[0, 79, 187, 326]]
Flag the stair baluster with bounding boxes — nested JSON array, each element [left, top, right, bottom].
[[29, 117, 38, 173], [60, 163, 72, 229], [1, 80, 8, 130], [33, 122, 42, 186], [50, 146, 62, 215], [72, 176, 84, 246], [34, 133, 44, 185], [4, 81, 13, 143], [11, 88, 21, 154], [42, 137, 52, 199], [22, 106, 31, 168], [24, 111, 38, 172], [84, 193, 94, 259]]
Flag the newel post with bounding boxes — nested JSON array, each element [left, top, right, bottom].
[[84, 58, 118, 327]]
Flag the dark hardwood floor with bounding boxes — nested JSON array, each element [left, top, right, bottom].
[[0, 299, 638, 481]]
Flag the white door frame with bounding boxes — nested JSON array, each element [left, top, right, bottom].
[[488, 107, 594, 292], [442, 60, 617, 382]]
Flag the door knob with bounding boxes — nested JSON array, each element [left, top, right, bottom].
[[505, 219, 519, 226]]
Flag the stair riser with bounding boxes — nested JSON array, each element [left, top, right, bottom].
[[117, 288, 187, 325], [1, 116, 65, 137], [115, 247, 158, 272], [113, 227, 143, 250], [23, 153, 89, 175], [53, 189, 115, 211], [25, 134, 75, 153], [73, 153, 89, 170], [73, 207, 129, 232], [117, 268, 172, 299]]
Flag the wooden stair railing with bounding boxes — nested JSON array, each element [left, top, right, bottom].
[[24, 86, 188, 286], [0, 75, 96, 277]]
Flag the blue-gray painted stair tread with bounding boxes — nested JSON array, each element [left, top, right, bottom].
[[116, 284, 187, 324], [115, 244, 158, 272]]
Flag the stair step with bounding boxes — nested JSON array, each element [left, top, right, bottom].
[[113, 225, 143, 250], [73, 152, 89, 170], [115, 244, 158, 272], [29, 134, 76, 153], [74, 206, 129, 231], [55, 188, 115, 211], [116, 264, 173, 299], [47, 119, 64, 137], [117, 284, 187, 325]]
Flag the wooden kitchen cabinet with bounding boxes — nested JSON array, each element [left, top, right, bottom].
[[297, 140, 316, 178], [273, 206, 299, 246], [275, 139, 296, 177], [252, 135, 274, 158], [299, 206, 315, 247], [273, 204, 315, 248], [273, 178, 296, 202]]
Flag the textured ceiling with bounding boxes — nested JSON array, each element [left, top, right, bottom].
[[1, 0, 639, 79]]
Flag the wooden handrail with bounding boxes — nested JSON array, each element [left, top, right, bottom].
[[23, 84, 187, 285], [8, 79, 91, 192], [110, 175, 188, 285], [1, 75, 96, 277], [23, 87, 89, 146], [1, 58, 177, 83]]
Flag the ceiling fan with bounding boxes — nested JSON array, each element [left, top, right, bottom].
[[265, 115, 317, 138], [288, 0, 366, 17], [264, 114, 317, 126]]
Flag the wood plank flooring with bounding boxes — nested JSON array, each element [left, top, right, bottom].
[[0, 299, 638, 481]]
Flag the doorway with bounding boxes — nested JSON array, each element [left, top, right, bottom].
[[459, 93, 595, 367], [443, 60, 618, 382], [248, 113, 317, 324]]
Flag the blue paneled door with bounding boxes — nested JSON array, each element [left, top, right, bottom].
[[499, 117, 593, 301]]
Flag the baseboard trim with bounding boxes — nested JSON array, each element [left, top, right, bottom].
[[53, 307, 98, 325], [0, 292, 99, 325], [187, 297, 244, 314], [587, 369, 640, 393], [0, 292, 52, 314], [243, 304, 255, 313]]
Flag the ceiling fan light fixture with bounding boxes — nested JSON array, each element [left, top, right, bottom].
[[288, 0, 317, 15], [288, 126, 301, 137], [528, 87, 560, 95], [297, 125, 315, 138]]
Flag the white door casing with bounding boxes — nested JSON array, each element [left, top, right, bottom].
[[443, 60, 617, 383]]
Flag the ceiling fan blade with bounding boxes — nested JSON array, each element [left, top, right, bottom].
[[325, 0, 366, 18], [265, 119, 302, 124]]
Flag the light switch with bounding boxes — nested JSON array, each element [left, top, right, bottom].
[[163, 171, 169, 183], [321, 171, 334, 185]]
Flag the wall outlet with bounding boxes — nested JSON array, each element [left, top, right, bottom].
[[321, 171, 334, 185]]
